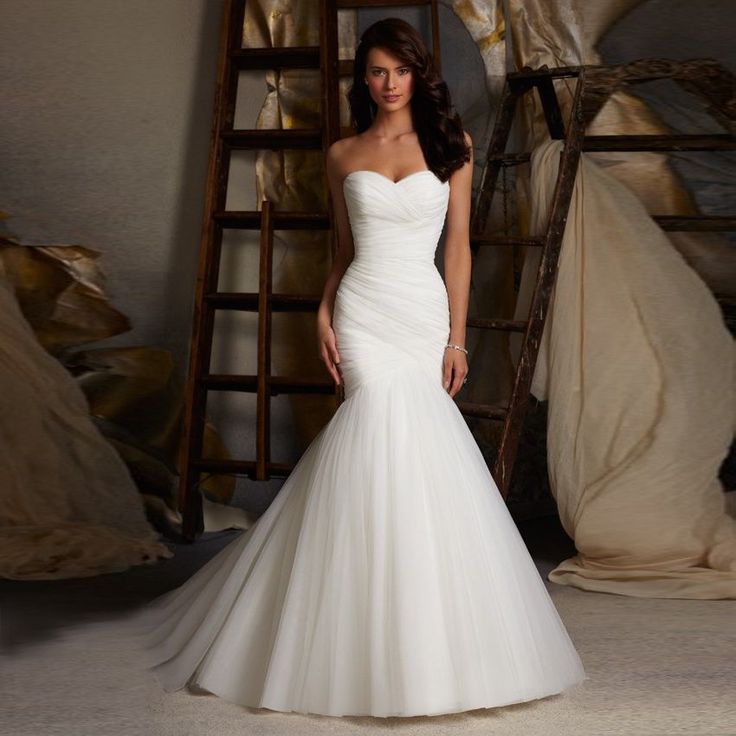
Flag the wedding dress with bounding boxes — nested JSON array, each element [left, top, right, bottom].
[[133, 168, 588, 718]]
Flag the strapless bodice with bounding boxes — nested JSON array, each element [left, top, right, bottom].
[[342, 169, 450, 265]]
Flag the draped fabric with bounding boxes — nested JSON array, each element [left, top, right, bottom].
[[0, 277, 171, 580], [529, 139, 736, 599]]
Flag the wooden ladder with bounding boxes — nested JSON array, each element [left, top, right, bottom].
[[179, 0, 443, 540], [462, 59, 736, 501]]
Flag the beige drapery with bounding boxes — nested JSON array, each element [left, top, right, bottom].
[[0, 276, 172, 580], [528, 138, 736, 599]]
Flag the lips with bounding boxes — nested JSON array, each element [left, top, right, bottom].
[[383, 95, 400, 102]]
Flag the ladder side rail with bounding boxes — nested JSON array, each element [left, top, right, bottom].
[[256, 200, 274, 479], [471, 81, 523, 241], [492, 69, 587, 497], [429, 0, 441, 73], [180, 0, 245, 540]]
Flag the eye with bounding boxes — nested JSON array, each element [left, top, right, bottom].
[[399, 67, 411, 75]]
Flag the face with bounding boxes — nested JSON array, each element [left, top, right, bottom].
[[364, 46, 414, 112]]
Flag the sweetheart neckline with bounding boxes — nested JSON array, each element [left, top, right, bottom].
[[343, 169, 447, 187]]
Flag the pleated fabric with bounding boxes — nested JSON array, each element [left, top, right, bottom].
[[129, 169, 587, 717]]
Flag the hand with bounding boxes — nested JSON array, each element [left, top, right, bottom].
[[317, 319, 342, 386], [443, 347, 468, 398]]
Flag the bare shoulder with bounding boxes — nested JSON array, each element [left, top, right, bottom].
[[325, 137, 346, 173], [326, 136, 351, 160], [326, 135, 361, 178]]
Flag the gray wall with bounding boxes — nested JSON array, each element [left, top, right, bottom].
[[0, 0, 226, 367]]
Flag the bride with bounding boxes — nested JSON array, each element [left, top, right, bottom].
[[133, 17, 588, 718]]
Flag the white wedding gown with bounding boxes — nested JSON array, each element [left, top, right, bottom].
[[133, 168, 588, 718]]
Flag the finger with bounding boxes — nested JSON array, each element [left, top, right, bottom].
[[331, 358, 342, 384], [325, 330, 340, 364], [450, 369, 465, 397], [319, 347, 341, 385], [443, 362, 453, 390]]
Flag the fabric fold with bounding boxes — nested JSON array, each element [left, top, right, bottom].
[[528, 138, 736, 599]]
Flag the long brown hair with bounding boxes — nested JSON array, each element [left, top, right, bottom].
[[347, 17, 471, 182]]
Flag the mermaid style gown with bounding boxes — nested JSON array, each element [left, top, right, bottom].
[[135, 168, 588, 718]]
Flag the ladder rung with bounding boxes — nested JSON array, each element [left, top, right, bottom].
[[488, 152, 531, 165], [221, 129, 321, 150], [200, 374, 335, 394], [192, 458, 295, 476], [213, 210, 330, 229], [653, 215, 736, 231], [230, 47, 320, 70], [467, 318, 528, 333], [582, 134, 736, 152], [338, 60, 354, 77], [337, 0, 431, 6], [508, 66, 582, 82], [205, 292, 321, 311], [488, 134, 735, 169], [472, 236, 545, 247], [457, 401, 508, 421]]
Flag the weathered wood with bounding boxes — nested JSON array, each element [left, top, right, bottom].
[[466, 318, 528, 332], [471, 235, 544, 247], [193, 458, 295, 476], [212, 211, 330, 229], [456, 402, 509, 421], [583, 134, 736, 152], [231, 47, 320, 70], [205, 292, 322, 311], [255, 200, 273, 480], [496, 70, 587, 498], [337, 0, 431, 6], [201, 374, 336, 394], [179, 0, 243, 541], [653, 215, 736, 231]]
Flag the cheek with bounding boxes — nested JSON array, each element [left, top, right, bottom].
[[367, 77, 384, 95]]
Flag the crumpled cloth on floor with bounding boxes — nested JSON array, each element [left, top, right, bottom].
[[528, 138, 736, 599], [0, 277, 171, 580]]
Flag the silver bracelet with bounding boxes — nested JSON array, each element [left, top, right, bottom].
[[445, 343, 468, 355]]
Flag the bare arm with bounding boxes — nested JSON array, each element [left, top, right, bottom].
[[317, 140, 356, 385], [442, 130, 473, 397]]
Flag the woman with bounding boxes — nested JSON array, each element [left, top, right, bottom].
[[133, 18, 587, 718]]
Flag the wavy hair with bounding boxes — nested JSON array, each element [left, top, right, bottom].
[[346, 17, 471, 182]]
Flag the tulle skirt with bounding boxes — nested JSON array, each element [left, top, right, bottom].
[[128, 257, 587, 717]]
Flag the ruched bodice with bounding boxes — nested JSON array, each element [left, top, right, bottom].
[[333, 168, 452, 398], [342, 169, 449, 265]]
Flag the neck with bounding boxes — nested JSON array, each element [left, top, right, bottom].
[[370, 104, 414, 139]]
